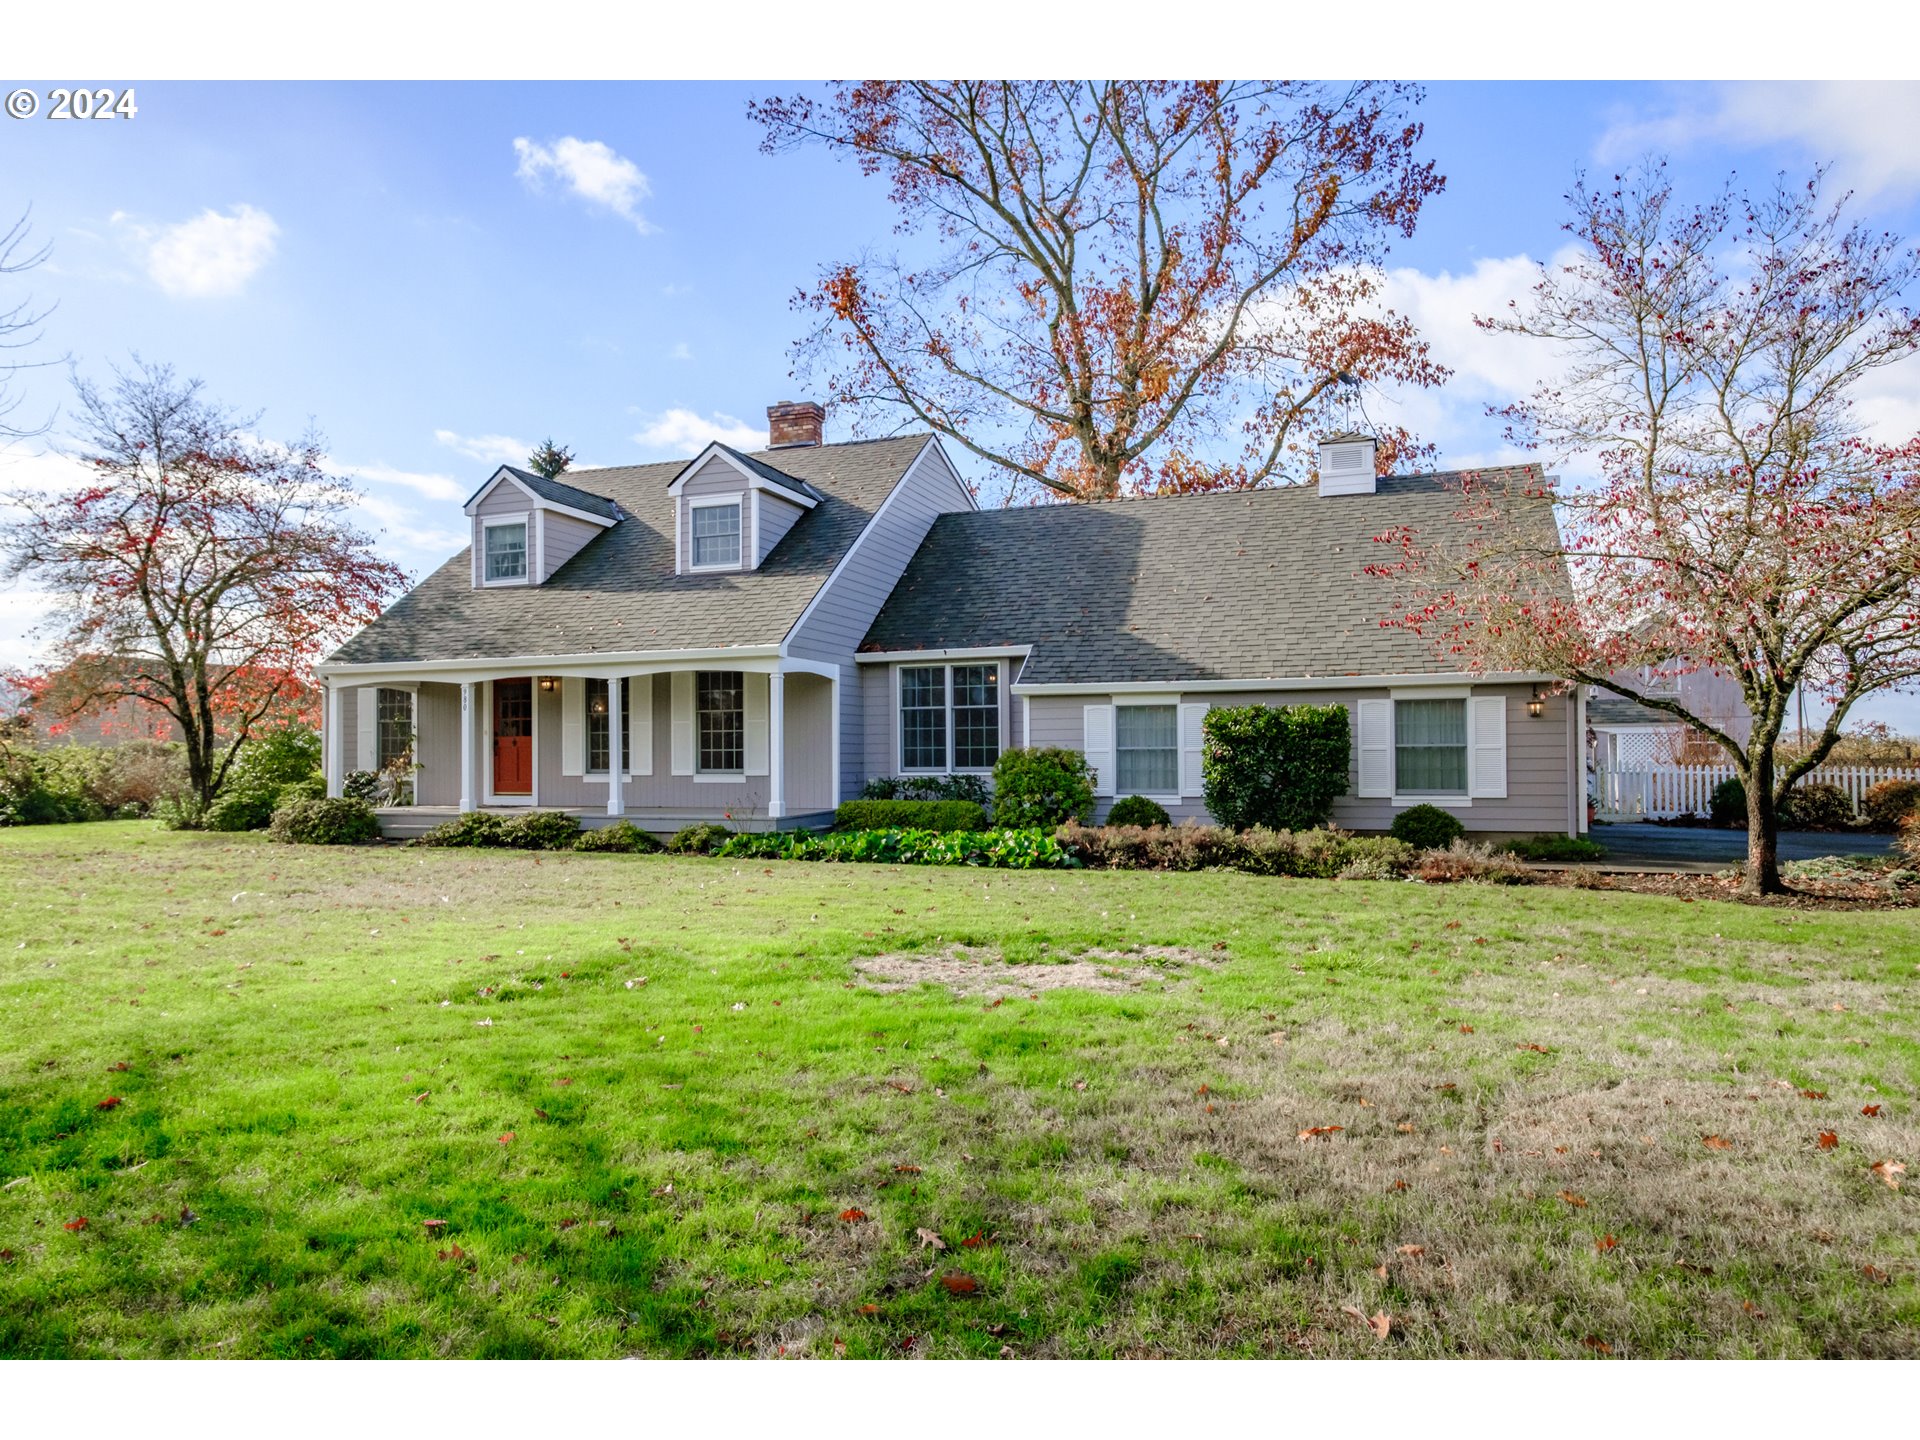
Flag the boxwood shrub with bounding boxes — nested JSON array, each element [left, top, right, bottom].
[[858, 773, 992, 805], [834, 798, 987, 833], [1778, 781, 1855, 831], [1200, 703, 1350, 832], [990, 747, 1094, 828], [1056, 821, 1413, 879], [573, 820, 662, 853], [1388, 803, 1466, 850], [713, 826, 1077, 869], [1106, 795, 1171, 828], [267, 795, 382, 845], [1709, 776, 1747, 826], [666, 822, 735, 855], [411, 810, 580, 850]]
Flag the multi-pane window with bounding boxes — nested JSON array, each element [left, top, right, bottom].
[[1115, 704, 1178, 795], [691, 502, 742, 568], [952, 665, 999, 770], [900, 664, 1000, 771], [376, 688, 413, 770], [586, 678, 631, 774], [900, 667, 948, 770], [696, 671, 744, 773], [484, 521, 527, 581], [1395, 698, 1468, 794]]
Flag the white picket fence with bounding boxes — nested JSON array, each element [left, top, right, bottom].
[[1592, 763, 1920, 821]]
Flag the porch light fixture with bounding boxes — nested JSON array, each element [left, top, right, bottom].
[[1526, 687, 1545, 719], [589, 691, 607, 717], [538, 676, 558, 693]]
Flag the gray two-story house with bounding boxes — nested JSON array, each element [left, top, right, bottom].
[[318, 402, 1584, 839]]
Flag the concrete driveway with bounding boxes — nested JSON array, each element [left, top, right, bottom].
[[1589, 822, 1898, 871]]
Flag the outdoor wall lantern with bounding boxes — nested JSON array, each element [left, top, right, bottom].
[[538, 676, 558, 694], [589, 691, 607, 717], [1526, 687, 1545, 719]]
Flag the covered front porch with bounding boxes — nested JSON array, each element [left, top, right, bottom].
[[317, 651, 842, 839]]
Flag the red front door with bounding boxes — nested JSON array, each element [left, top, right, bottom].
[[493, 678, 533, 795]]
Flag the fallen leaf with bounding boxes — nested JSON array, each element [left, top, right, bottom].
[[0, 1249, 13, 1262], [1595, 1234, 1618, 1253], [1388, 1179, 1409, 1192], [1742, 1299, 1766, 1319], [1297, 1125, 1345, 1142], [1702, 1135, 1734, 1150], [1557, 1190, 1588, 1208], [1862, 1104, 1882, 1117], [858, 1304, 880, 1316], [96, 1096, 123, 1111], [893, 1165, 921, 1175], [1818, 1130, 1839, 1150], [63, 1217, 88, 1232], [106, 1061, 129, 1073], [1517, 1043, 1550, 1054], [498, 1132, 515, 1145], [1582, 1335, 1613, 1355], [558, 1217, 579, 1230], [1396, 1121, 1416, 1134], [960, 1231, 987, 1248], [1396, 1244, 1426, 1257], [423, 1219, 448, 1232], [839, 1208, 868, 1223], [887, 1081, 912, 1095], [437, 1243, 467, 1262], [533, 1108, 549, 1120], [1863, 1264, 1890, 1285], [1458, 1023, 1475, 1033], [1870, 1160, 1905, 1191], [410, 1091, 430, 1105], [178, 1207, 197, 1226], [938, 1270, 980, 1296], [915, 1227, 946, 1251], [1800, 1089, 1827, 1100]]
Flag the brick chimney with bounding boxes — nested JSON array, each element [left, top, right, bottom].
[[766, 400, 825, 449]]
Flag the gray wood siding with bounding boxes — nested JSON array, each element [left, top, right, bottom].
[[756, 491, 806, 565], [1025, 682, 1575, 835], [415, 683, 461, 805], [541, 512, 603, 580], [783, 672, 835, 813], [858, 658, 1015, 782], [474, 482, 535, 518], [677, 458, 749, 574], [339, 685, 360, 772], [785, 441, 972, 800]]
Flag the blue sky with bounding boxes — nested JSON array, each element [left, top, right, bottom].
[[3, 80, 1919, 726]]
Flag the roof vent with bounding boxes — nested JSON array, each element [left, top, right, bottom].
[[1317, 432, 1377, 496]]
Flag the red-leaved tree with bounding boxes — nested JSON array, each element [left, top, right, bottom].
[[0, 360, 406, 814], [1369, 166, 1920, 894], [752, 81, 1448, 501]]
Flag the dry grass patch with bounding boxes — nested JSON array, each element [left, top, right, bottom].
[[852, 943, 1216, 999]]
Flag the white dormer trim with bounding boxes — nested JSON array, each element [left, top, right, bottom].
[[665, 444, 820, 509], [463, 467, 619, 530]]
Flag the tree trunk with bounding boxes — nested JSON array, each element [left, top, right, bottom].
[[1741, 756, 1782, 897]]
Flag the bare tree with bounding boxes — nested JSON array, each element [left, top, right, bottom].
[[0, 209, 57, 439]]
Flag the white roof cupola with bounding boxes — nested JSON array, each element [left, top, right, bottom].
[[1317, 431, 1378, 497]]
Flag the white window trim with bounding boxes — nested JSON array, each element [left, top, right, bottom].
[[1112, 698, 1181, 805], [1386, 686, 1473, 808], [896, 661, 1002, 775], [480, 512, 533, 587], [687, 497, 745, 573]]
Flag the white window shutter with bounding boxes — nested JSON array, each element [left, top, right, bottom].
[[744, 672, 770, 776], [1083, 704, 1115, 797], [559, 678, 585, 776], [628, 675, 653, 776], [1471, 694, 1508, 798], [356, 688, 378, 771], [1356, 699, 1392, 798], [1178, 703, 1208, 797], [670, 672, 694, 775]]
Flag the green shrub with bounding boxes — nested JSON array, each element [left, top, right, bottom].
[[228, 725, 323, 793], [204, 789, 281, 832], [1899, 812, 1920, 867], [573, 820, 662, 853], [279, 775, 327, 804], [712, 826, 1078, 869], [1336, 836, 1416, 881], [1200, 703, 1350, 832], [1709, 776, 1747, 826], [990, 747, 1094, 828], [1057, 820, 1239, 872], [858, 773, 992, 805], [1106, 795, 1172, 828], [342, 770, 382, 803], [1779, 781, 1855, 830], [667, 822, 735, 855], [412, 811, 514, 848], [1861, 779, 1920, 830], [1413, 839, 1533, 885], [1389, 803, 1466, 850], [1499, 834, 1608, 862], [834, 798, 987, 833], [267, 795, 381, 845], [502, 810, 583, 850], [1053, 821, 1414, 880]]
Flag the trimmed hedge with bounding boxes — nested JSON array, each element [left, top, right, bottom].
[[1499, 833, 1608, 862], [1709, 776, 1747, 827], [1862, 778, 1920, 830], [1057, 821, 1412, 879], [990, 747, 1094, 828], [713, 826, 1078, 869], [573, 820, 662, 853], [834, 798, 987, 833], [858, 773, 992, 805], [1389, 803, 1466, 850], [666, 823, 734, 855], [412, 810, 581, 850], [1779, 781, 1855, 831], [1106, 795, 1171, 828], [1201, 703, 1350, 832], [267, 795, 381, 845]]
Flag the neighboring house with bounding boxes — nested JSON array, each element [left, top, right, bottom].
[[1587, 661, 1753, 769], [318, 408, 1583, 838]]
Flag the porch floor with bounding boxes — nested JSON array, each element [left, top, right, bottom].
[[372, 805, 834, 841]]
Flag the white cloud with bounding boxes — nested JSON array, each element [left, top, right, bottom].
[[669, 342, 692, 361], [632, 409, 764, 455], [1597, 82, 1920, 203], [114, 204, 280, 298], [432, 429, 533, 469], [513, 137, 656, 234], [343, 461, 467, 504]]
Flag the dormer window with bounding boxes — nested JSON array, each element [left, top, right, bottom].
[[483, 518, 529, 584], [690, 500, 743, 570]]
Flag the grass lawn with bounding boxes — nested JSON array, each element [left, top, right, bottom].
[[1, 822, 1916, 1359]]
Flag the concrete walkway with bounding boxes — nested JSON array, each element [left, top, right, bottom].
[[1589, 822, 1897, 871]]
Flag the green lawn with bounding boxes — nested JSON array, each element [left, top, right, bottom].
[[1, 823, 1915, 1358]]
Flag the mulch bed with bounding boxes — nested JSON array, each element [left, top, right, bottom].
[[1531, 866, 1919, 911]]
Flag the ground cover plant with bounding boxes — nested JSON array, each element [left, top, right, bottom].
[[0, 823, 1915, 1358]]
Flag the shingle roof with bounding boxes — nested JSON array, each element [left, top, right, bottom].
[[474, 465, 624, 522], [860, 467, 1562, 684], [1587, 695, 1675, 726], [330, 435, 931, 664], [697, 445, 825, 504]]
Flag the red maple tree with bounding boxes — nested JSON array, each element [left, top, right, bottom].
[[752, 81, 1448, 501], [0, 360, 405, 812], [1369, 166, 1920, 894]]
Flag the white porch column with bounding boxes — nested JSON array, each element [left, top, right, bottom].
[[324, 682, 343, 797], [606, 674, 625, 818], [767, 669, 786, 820], [459, 681, 476, 813]]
